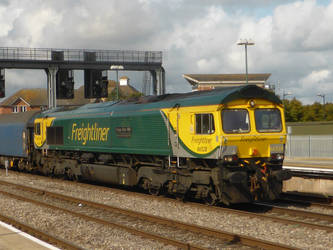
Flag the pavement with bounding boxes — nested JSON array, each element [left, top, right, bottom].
[[284, 157, 333, 169], [0, 221, 58, 250]]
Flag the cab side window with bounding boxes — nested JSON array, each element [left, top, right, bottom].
[[196, 114, 215, 134], [35, 123, 41, 135]]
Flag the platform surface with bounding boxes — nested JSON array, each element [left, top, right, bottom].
[[0, 221, 58, 250], [284, 157, 333, 169]]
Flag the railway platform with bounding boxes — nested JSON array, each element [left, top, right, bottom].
[[0, 221, 58, 250], [283, 157, 333, 197], [284, 157, 333, 169]]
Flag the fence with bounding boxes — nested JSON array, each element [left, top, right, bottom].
[[286, 135, 333, 158]]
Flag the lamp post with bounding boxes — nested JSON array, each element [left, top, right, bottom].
[[318, 93, 326, 119], [110, 65, 124, 101], [282, 89, 292, 100], [317, 93, 325, 105], [237, 39, 255, 85]]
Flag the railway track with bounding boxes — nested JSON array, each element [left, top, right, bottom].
[[0, 213, 80, 250], [251, 202, 333, 231], [196, 202, 333, 233], [0, 179, 295, 250], [279, 193, 333, 209]]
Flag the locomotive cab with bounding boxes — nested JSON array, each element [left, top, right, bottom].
[[218, 98, 290, 201], [161, 87, 291, 204]]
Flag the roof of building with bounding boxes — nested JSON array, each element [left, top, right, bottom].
[[0, 87, 89, 107], [0, 80, 141, 107], [183, 73, 271, 86], [107, 81, 139, 97]]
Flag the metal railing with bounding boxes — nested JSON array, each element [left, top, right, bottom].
[[0, 47, 162, 64], [286, 135, 333, 158]]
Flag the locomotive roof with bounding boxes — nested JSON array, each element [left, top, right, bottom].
[[40, 85, 282, 117]]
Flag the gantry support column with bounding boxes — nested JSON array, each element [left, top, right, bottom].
[[46, 67, 58, 109], [151, 70, 157, 96], [151, 67, 165, 96], [158, 67, 165, 95]]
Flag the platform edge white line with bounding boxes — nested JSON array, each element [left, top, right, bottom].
[[0, 221, 60, 250]]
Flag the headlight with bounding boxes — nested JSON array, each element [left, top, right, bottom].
[[270, 153, 284, 161], [223, 155, 238, 163]]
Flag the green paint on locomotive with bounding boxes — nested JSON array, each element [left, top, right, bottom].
[[48, 109, 171, 156]]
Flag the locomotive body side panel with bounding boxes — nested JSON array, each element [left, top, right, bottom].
[[161, 105, 221, 158], [36, 109, 171, 156]]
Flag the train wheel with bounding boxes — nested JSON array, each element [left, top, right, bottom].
[[141, 178, 160, 196], [149, 187, 160, 196], [204, 192, 217, 206]]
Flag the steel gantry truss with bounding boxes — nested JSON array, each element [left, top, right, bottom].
[[0, 47, 165, 108]]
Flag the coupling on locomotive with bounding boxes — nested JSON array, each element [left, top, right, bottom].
[[0, 85, 291, 205]]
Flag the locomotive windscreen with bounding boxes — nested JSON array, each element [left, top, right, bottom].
[[222, 109, 250, 133], [255, 109, 282, 132]]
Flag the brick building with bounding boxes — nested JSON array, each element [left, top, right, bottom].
[[0, 80, 142, 114], [0, 86, 89, 114]]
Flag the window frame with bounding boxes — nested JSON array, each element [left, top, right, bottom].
[[195, 113, 215, 135], [35, 123, 41, 136], [20, 106, 27, 112], [254, 108, 282, 133], [221, 109, 250, 134]]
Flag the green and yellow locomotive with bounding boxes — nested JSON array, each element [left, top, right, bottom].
[[0, 85, 291, 205]]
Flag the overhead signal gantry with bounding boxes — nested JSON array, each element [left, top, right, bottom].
[[0, 47, 165, 108]]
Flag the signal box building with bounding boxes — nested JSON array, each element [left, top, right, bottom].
[[183, 73, 271, 91]]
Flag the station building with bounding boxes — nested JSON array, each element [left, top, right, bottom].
[[183, 73, 272, 91]]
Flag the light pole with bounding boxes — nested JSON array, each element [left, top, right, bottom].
[[110, 65, 124, 101], [318, 93, 326, 119], [282, 89, 292, 100], [237, 39, 255, 85], [317, 93, 325, 105]]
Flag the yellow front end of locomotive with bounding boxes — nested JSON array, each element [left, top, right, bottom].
[[222, 98, 286, 159], [162, 98, 286, 159]]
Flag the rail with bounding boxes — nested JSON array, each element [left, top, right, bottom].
[[0, 179, 294, 250], [0, 213, 80, 250]]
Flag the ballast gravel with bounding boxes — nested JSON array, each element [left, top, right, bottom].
[[0, 170, 332, 249], [0, 194, 169, 249]]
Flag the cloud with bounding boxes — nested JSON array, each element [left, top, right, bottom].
[[288, 69, 332, 103], [1, 0, 333, 104]]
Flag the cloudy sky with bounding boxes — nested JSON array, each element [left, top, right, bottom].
[[1, 0, 333, 104]]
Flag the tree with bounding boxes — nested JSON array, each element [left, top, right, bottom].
[[283, 98, 304, 122], [303, 102, 324, 121]]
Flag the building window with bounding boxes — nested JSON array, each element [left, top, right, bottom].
[[195, 114, 215, 134], [13, 106, 18, 113], [20, 106, 27, 112]]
